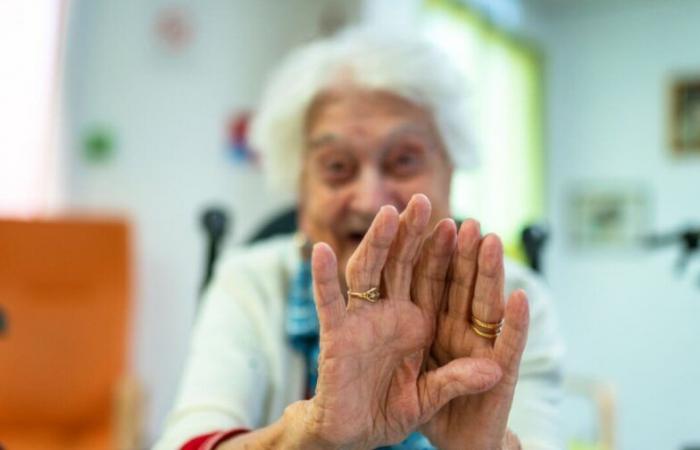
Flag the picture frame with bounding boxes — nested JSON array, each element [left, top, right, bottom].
[[670, 78, 700, 155], [566, 182, 650, 250]]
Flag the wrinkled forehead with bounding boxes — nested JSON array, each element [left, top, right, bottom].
[[304, 85, 441, 149]]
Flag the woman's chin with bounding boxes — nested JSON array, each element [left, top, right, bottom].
[[336, 244, 359, 278]]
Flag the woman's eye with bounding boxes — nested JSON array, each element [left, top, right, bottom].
[[396, 153, 417, 166], [318, 154, 356, 184], [385, 145, 425, 177], [327, 160, 348, 173]]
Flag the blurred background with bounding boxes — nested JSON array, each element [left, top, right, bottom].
[[1, 0, 699, 449]]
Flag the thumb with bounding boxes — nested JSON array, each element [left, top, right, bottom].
[[419, 357, 502, 417]]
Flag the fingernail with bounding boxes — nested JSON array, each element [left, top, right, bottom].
[[409, 198, 431, 228], [380, 204, 398, 215], [435, 219, 456, 246], [518, 288, 528, 303], [484, 234, 503, 254], [411, 192, 428, 203]]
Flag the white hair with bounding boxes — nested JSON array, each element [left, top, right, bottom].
[[250, 27, 476, 192]]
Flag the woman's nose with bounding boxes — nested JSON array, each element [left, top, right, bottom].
[[349, 169, 395, 216]]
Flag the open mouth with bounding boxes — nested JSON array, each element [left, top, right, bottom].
[[347, 231, 366, 245]]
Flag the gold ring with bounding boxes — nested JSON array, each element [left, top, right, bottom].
[[347, 287, 381, 303], [471, 315, 504, 331], [470, 314, 503, 339], [471, 325, 500, 339]]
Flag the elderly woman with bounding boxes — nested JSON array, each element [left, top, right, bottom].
[[155, 29, 563, 450]]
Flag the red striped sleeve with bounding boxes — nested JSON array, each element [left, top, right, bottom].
[[180, 429, 250, 450]]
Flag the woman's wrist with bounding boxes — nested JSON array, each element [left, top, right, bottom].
[[282, 399, 371, 450], [279, 400, 338, 450], [214, 400, 338, 450], [214, 398, 367, 450], [420, 428, 520, 450]]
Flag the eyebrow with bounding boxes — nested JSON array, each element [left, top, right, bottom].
[[307, 123, 436, 153], [307, 133, 343, 151], [384, 123, 436, 147]]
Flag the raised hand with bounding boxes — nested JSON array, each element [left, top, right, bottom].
[[415, 218, 530, 450], [303, 195, 503, 449]]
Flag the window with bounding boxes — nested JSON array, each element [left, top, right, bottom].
[[0, 1, 67, 217], [422, 0, 545, 260]]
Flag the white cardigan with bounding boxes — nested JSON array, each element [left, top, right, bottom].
[[154, 235, 565, 450]]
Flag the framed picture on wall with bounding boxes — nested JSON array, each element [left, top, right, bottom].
[[670, 78, 700, 155], [566, 182, 650, 250]]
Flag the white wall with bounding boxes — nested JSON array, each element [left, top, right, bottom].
[[63, 0, 359, 443], [527, 1, 700, 449]]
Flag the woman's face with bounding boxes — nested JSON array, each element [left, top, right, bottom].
[[299, 86, 453, 284]]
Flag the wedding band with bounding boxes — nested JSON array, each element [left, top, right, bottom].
[[347, 286, 381, 303], [471, 325, 500, 339], [471, 315, 504, 331], [470, 314, 503, 339]]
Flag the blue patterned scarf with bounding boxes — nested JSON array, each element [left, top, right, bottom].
[[286, 255, 435, 450]]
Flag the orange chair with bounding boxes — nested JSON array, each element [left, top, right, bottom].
[[0, 218, 142, 450]]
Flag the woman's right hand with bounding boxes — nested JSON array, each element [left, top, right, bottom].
[[299, 194, 503, 449]]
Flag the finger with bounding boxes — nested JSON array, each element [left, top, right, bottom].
[[411, 218, 456, 316], [345, 205, 399, 309], [383, 193, 432, 300], [470, 234, 506, 329], [494, 289, 530, 384], [311, 242, 346, 330], [419, 357, 502, 418], [502, 429, 523, 450], [445, 219, 481, 318]]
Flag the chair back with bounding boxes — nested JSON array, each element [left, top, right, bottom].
[[0, 218, 131, 449]]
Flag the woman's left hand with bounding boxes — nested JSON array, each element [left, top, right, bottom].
[[412, 219, 530, 450]]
